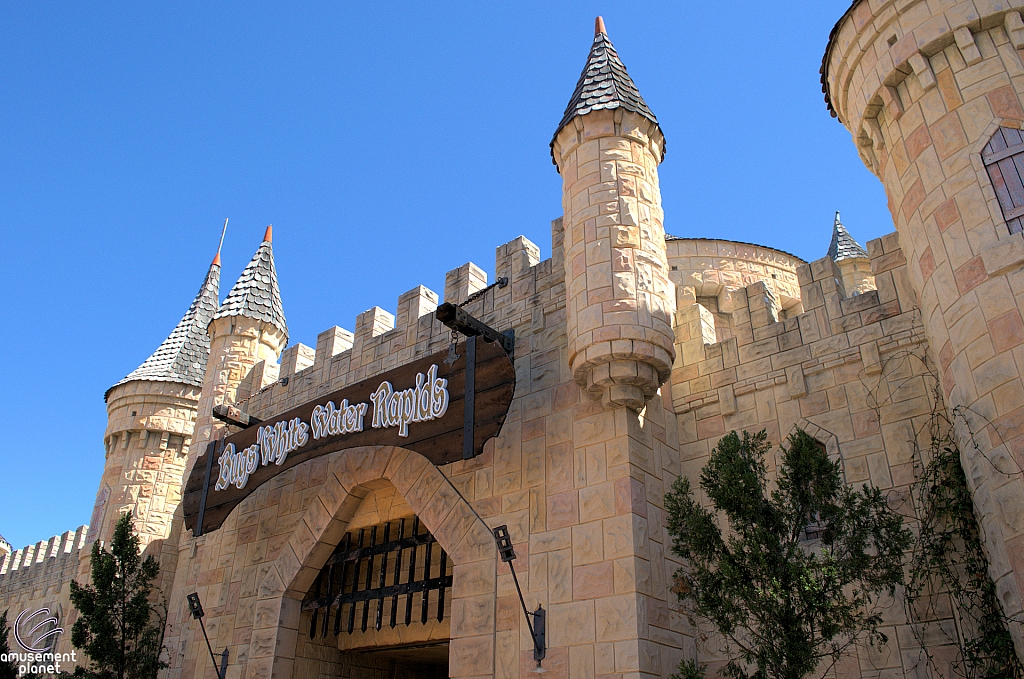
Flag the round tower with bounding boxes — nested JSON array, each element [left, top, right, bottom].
[[91, 254, 220, 549], [192, 225, 288, 448], [825, 0, 1024, 644], [551, 17, 675, 410]]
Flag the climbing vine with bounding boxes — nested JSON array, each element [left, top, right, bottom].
[[905, 407, 1023, 679]]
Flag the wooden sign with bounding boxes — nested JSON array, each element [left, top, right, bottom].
[[183, 337, 515, 536]]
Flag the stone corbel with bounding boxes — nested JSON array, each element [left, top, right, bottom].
[[857, 133, 880, 174], [1006, 11, 1024, 50], [857, 117, 885, 174], [881, 85, 904, 121], [908, 51, 936, 91], [867, 116, 885, 150], [954, 26, 983, 66]]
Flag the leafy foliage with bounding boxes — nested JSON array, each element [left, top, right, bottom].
[[665, 429, 912, 679], [1, 610, 19, 679], [906, 412, 1023, 679], [68, 513, 166, 679]]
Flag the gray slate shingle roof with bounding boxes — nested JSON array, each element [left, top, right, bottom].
[[105, 261, 220, 401], [828, 213, 869, 261], [820, 0, 861, 121], [214, 238, 288, 341], [551, 25, 662, 164]]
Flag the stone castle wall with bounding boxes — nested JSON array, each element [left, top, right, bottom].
[[159, 219, 692, 679], [97, 381, 201, 552], [13, 214, 987, 679], [12, 221, 970, 679], [826, 0, 1024, 653], [0, 527, 88, 661], [665, 237, 805, 344], [155, 216, 969, 679], [672, 230, 961, 677], [17, 5, 1024, 676]]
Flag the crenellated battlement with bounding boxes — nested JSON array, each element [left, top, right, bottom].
[[0, 526, 88, 592], [672, 230, 928, 464], [240, 231, 564, 422]]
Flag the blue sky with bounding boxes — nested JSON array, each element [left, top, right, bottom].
[[0, 2, 887, 549]]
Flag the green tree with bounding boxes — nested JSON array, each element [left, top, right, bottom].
[[665, 429, 912, 679], [1, 610, 19, 679], [68, 513, 166, 679]]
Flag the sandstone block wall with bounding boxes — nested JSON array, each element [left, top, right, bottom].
[[665, 237, 804, 340], [826, 0, 1024, 649], [671, 231, 962, 677], [0, 527, 88, 661], [553, 109, 676, 409], [97, 381, 201, 552], [159, 223, 693, 679]]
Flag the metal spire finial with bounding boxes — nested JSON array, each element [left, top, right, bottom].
[[213, 218, 228, 266]]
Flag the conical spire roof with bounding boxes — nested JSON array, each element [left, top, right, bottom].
[[827, 212, 869, 262], [105, 258, 221, 401], [552, 17, 662, 163], [213, 226, 288, 341]]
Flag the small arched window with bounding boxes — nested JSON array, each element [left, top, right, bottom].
[[983, 127, 1024, 235]]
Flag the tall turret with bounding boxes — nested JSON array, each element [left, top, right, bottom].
[[192, 226, 288, 448], [824, 0, 1024, 650], [827, 212, 875, 295], [93, 252, 220, 548], [551, 17, 675, 410]]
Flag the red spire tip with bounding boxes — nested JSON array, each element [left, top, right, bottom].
[[212, 252, 221, 266], [263, 224, 273, 243], [595, 16, 606, 36]]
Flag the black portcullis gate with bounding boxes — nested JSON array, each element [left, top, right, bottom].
[[301, 517, 452, 640]]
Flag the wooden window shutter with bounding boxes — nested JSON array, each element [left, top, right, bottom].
[[983, 127, 1024, 235]]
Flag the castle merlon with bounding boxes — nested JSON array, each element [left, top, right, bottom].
[[0, 526, 87, 580], [550, 16, 662, 166], [104, 258, 221, 401], [233, 236, 542, 420]]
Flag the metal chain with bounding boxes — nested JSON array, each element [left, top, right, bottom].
[[445, 328, 461, 366]]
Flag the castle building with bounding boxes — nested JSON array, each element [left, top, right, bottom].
[[4, 5, 1024, 678]]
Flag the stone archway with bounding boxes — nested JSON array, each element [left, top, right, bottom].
[[246, 445, 497, 679]]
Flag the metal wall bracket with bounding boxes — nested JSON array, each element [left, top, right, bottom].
[[492, 525, 546, 664], [212, 403, 261, 428], [435, 303, 514, 357], [194, 439, 224, 538]]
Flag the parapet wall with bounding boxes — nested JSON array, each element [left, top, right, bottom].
[[0, 526, 88, 596], [158, 221, 586, 679], [240, 228, 562, 421], [670, 230, 958, 676], [666, 237, 805, 344], [0, 527, 88, 659]]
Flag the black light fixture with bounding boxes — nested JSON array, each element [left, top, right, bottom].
[[186, 593, 204, 619], [494, 524, 517, 563], [187, 592, 228, 679], [491, 525, 546, 666]]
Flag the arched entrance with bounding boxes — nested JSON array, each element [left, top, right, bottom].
[[246, 445, 498, 679]]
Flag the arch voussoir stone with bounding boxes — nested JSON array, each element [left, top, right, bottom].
[[251, 445, 498, 679]]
